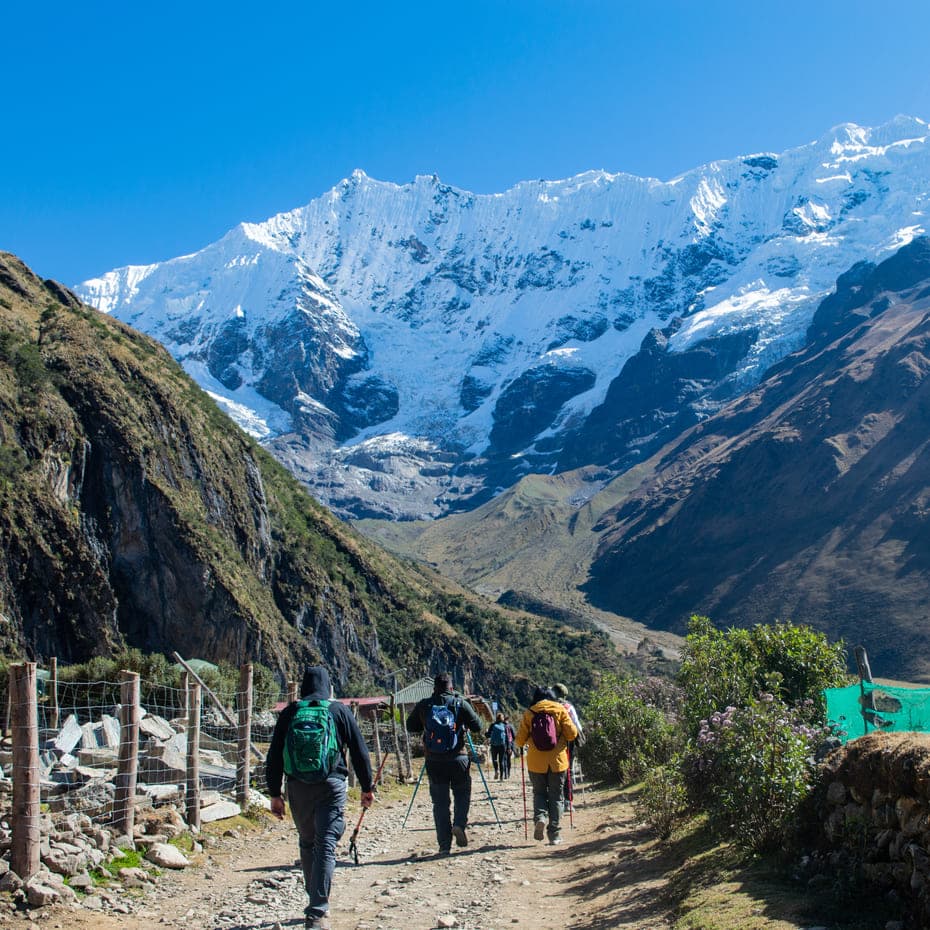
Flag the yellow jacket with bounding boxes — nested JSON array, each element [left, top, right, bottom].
[[515, 699, 578, 774]]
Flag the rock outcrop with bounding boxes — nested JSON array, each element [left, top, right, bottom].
[[0, 252, 618, 700]]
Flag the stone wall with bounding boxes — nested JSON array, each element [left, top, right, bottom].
[[814, 732, 930, 921]]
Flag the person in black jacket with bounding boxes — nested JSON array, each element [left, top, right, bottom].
[[406, 672, 482, 855], [267, 666, 374, 930]]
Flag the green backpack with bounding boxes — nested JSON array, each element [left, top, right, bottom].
[[283, 699, 340, 782]]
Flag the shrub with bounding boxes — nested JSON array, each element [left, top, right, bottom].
[[581, 673, 681, 784], [685, 689, 826, 851], [678, 616, 848, 735], [635, 759, 688, 839]]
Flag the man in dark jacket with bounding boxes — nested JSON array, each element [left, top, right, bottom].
[[406, 672, 482, 855], [267, 666, 374, 930]]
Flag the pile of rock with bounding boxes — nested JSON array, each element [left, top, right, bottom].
[[0, 707, 270, 914], [42, 709, 239, 804], [812, 731, 930, 922]]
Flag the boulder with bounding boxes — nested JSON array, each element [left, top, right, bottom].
[[52, 715, 83, 755], [144, 842, 190, 869], [200, 800, 241, 823], [69, 871, 94, 892], [139, 714, 177, 742], [26, 878, 62, 907]]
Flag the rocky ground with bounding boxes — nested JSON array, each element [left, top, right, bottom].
[[3, 768, 668, 930]]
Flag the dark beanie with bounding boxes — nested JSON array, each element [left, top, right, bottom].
[[434, 672, 453, 693]]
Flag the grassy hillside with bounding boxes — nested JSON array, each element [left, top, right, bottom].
[[0, 252, 621, 704], [357, 465, 682, 656]]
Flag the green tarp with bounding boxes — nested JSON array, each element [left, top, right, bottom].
[[825, 681, 930, 743]]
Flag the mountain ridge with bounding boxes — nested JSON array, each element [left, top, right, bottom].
[[76, 117, 930, 519]]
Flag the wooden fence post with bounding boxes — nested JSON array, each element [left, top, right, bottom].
[[236, 664, 253, 808], [10, 663, 40, 880], [172, 653, 265, 761], [400, 702, 413, 781], [186, 681, 201, 831], [389, 695, 404, 782], [182, 670, 190, 720], [113, 671, 140, 839], [48, 657, 59, 731], [372, 707, 383, 775], [287, 680, 298, 703]]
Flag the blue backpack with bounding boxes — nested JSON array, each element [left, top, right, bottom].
[[424, 698, 461, 753], [489, 722, 507, 747]]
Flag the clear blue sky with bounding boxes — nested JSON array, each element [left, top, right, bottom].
[[4, 0, 930, 286]]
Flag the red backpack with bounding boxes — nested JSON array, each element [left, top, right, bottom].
[[530, 710, 558, 751]]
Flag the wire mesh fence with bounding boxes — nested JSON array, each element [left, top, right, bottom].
[[1, 661, 413, 882]]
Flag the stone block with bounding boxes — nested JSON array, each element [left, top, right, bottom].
[[52, 715, 83, 755], [25, 881, 60, 907], [200, 800, 241, 823], [144, 842, 189, 869], [139, 714, 177, 742]]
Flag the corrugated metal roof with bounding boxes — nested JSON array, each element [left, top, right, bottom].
[[394, 677, 434, 705]]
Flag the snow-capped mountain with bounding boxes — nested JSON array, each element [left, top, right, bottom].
[[77, 116, 930, 519]]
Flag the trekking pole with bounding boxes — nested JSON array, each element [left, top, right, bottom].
[[401, 760, 427, 829], [566, 764, 574, 831], [520, 750, 528, 840], [465, 731, 503, 832], [348, 751, 390, 865]]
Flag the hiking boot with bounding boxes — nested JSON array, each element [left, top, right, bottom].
[[452, 825, 468, 847], [534, 820, 545, 841], [305, 915, 331, 930], [437, 847, 452, 857], [549, 833, 564, 846]]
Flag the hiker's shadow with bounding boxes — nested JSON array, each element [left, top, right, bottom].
[[219, 920, 303, 930], [345, 842, 516, 868]]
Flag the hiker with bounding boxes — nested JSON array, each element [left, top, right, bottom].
[[503, 714, 516, 778], [487, 712, 509, 780], [406, 672, 483, 855], [552, 682, 584, 811], [266, 666, 375, 930], [515, 686, 578, 846]]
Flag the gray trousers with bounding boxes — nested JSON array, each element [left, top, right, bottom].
[[425, 754, 472, 851], [286, 775, 347, 918], [529, 768, 564, 839]]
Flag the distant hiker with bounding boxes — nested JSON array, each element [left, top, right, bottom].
[[516, 686, 578, 845], [552, 682, 584, 811], [406, 672, 483, 855], [487, 712, 509, 780], [503, 714, 516, 778], [267, 666, 375, 930]]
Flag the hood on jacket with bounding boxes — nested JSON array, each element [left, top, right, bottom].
[[301, 666, 333, 701]]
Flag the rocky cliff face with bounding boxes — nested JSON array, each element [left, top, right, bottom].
[[584, 238, 930, 679], [0, 253, 616, 699], [76, 118, 930, 519]]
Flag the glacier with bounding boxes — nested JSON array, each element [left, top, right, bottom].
[[77, 116, 930, 519]]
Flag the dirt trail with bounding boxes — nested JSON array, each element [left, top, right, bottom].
[[7, 771, 670, 930]]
